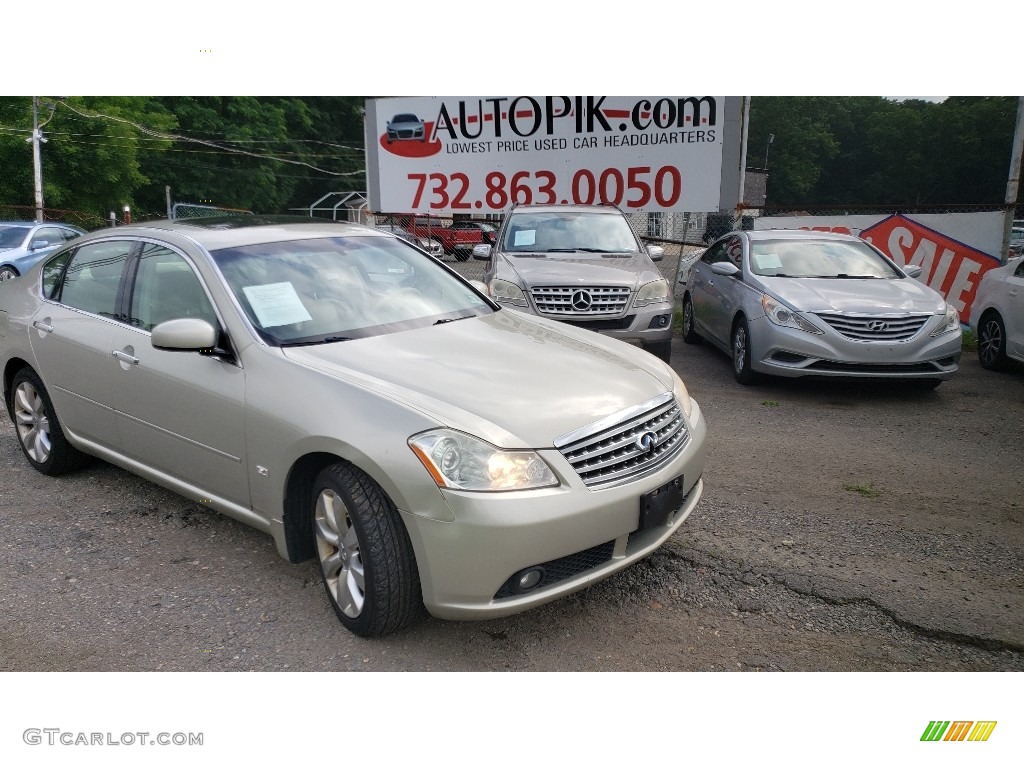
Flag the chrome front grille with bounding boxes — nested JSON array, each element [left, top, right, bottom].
[[531, 286, 631, 315], [814, 313, 930, 341], [554, 394, 688, 489]]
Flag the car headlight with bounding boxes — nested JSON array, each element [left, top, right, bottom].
[[930, 304, 960, 336], [410, 430, 558, 492], [490, 279, 528, 307], [670, 370, 693, 420], [761, 295, 823, 334], [633, 278, 670, 307]]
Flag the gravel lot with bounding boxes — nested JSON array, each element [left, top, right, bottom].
[[1, 252, 1022, 672]]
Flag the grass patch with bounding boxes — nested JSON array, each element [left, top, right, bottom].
[[843, 481, 881, 498], [961, 328, 977, 351], [673, 308, 683, 331], [761, 399, 780, 407]]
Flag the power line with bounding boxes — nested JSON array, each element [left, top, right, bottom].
[[54, 100, 361, 177]]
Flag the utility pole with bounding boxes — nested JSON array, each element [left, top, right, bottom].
[[1002, 96, 1024, 265], [29, 97, 46, 222]]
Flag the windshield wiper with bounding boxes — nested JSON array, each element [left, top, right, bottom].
[[434, 315, 475, 326], [829, 274, 879, 279], [280, 336, 353, 347]]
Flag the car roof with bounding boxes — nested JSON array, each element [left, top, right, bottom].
[[507, 204, 624, 216], [732, 228, 863, 243], [71, 216, 385, 250]]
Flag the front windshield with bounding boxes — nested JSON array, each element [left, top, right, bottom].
[[0, 225, 30, 249], [750, 239, 902, 278], [211, 235, 492, 346], [502, 211, 639, 255]]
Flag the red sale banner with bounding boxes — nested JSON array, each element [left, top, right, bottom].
[[860, 215, 1000, 324]]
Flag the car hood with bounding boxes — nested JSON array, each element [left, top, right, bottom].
[[282, 310, 673, 448], [760, 276, 945, 315], [504, 253, 660, 288]]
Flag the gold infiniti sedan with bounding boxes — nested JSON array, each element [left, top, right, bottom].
[[0, 217, 706, 636]]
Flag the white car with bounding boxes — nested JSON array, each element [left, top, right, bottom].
[[971, 256, 1024, 370]]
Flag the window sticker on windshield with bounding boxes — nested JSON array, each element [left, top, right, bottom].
[[754, 253, 783, 270], [242, 282, 313, 328], [513, 229, 536, 247]]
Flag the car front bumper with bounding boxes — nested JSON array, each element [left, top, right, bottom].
[[400, 399, 707, 620], [502, 298, 676, 345], [748, 316, 963, 378]]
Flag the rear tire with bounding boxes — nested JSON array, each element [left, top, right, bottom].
[[312, 462, 422, 637], [977, 311, 1008, 371], [10, 368, 89, 475]]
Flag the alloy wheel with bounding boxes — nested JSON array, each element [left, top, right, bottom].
[[14, 381, 51, 463], [979, 319, 1002, 367], [733, 325, 748, 375], [314, 488, 365, 618]]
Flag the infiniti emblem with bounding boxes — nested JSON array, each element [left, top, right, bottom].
[[867, 320, 890, 332], [635, 431, 658, 454], [570, 289, 593, 311]]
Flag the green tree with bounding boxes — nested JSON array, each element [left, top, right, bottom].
[[0, 96, 174, 225], [133, 97, 366, 216]]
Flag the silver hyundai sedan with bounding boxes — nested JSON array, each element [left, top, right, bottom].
[[0, 218, 707, 636], [681, 229, 962, 387]]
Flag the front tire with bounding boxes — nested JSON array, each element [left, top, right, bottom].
[[732, 317, 760, 385], [681, 295, 701, 344], [977, 311, 1009, 371], [10, 368, 89, 475], [0, 265, 19, 281], [312, 463, 422, 637]]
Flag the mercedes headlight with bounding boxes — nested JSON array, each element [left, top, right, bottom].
[[634, 278, 670, 307], [409, 430, 558, 492], [761, 295, 823, 334], [930, 304, 960, 336], [490, 279, 528, 307]]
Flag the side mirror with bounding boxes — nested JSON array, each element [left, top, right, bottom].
[[30, 240, 50, 251], [902, 264, 923, 279], [647, 245, 664, 262], [152, 318, 218, 351], [710, 261, 741, 277], [472, 243, 492, 260]]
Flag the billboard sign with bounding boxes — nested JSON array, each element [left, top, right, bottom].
[[364, 97, 732, 215]]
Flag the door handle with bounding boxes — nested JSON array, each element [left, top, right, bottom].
[[32, 320, 53, 333], [112, 350, 139, 366]]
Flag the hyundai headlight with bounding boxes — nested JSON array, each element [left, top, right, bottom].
[[490, 279, 528, 307], [930, 304, 960, 336], [634, 278, 670, 307], [761, 295, 823, 334], [409, 430, 558, 492]]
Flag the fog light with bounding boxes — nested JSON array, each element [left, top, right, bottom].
[[515, 568, 544, 592], [648, 314, 670, 329]]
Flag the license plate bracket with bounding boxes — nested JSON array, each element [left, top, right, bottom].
[[638, 475, 684, 531]]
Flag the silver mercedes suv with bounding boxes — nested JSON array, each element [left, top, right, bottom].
[[474, 204, 675, 361]]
